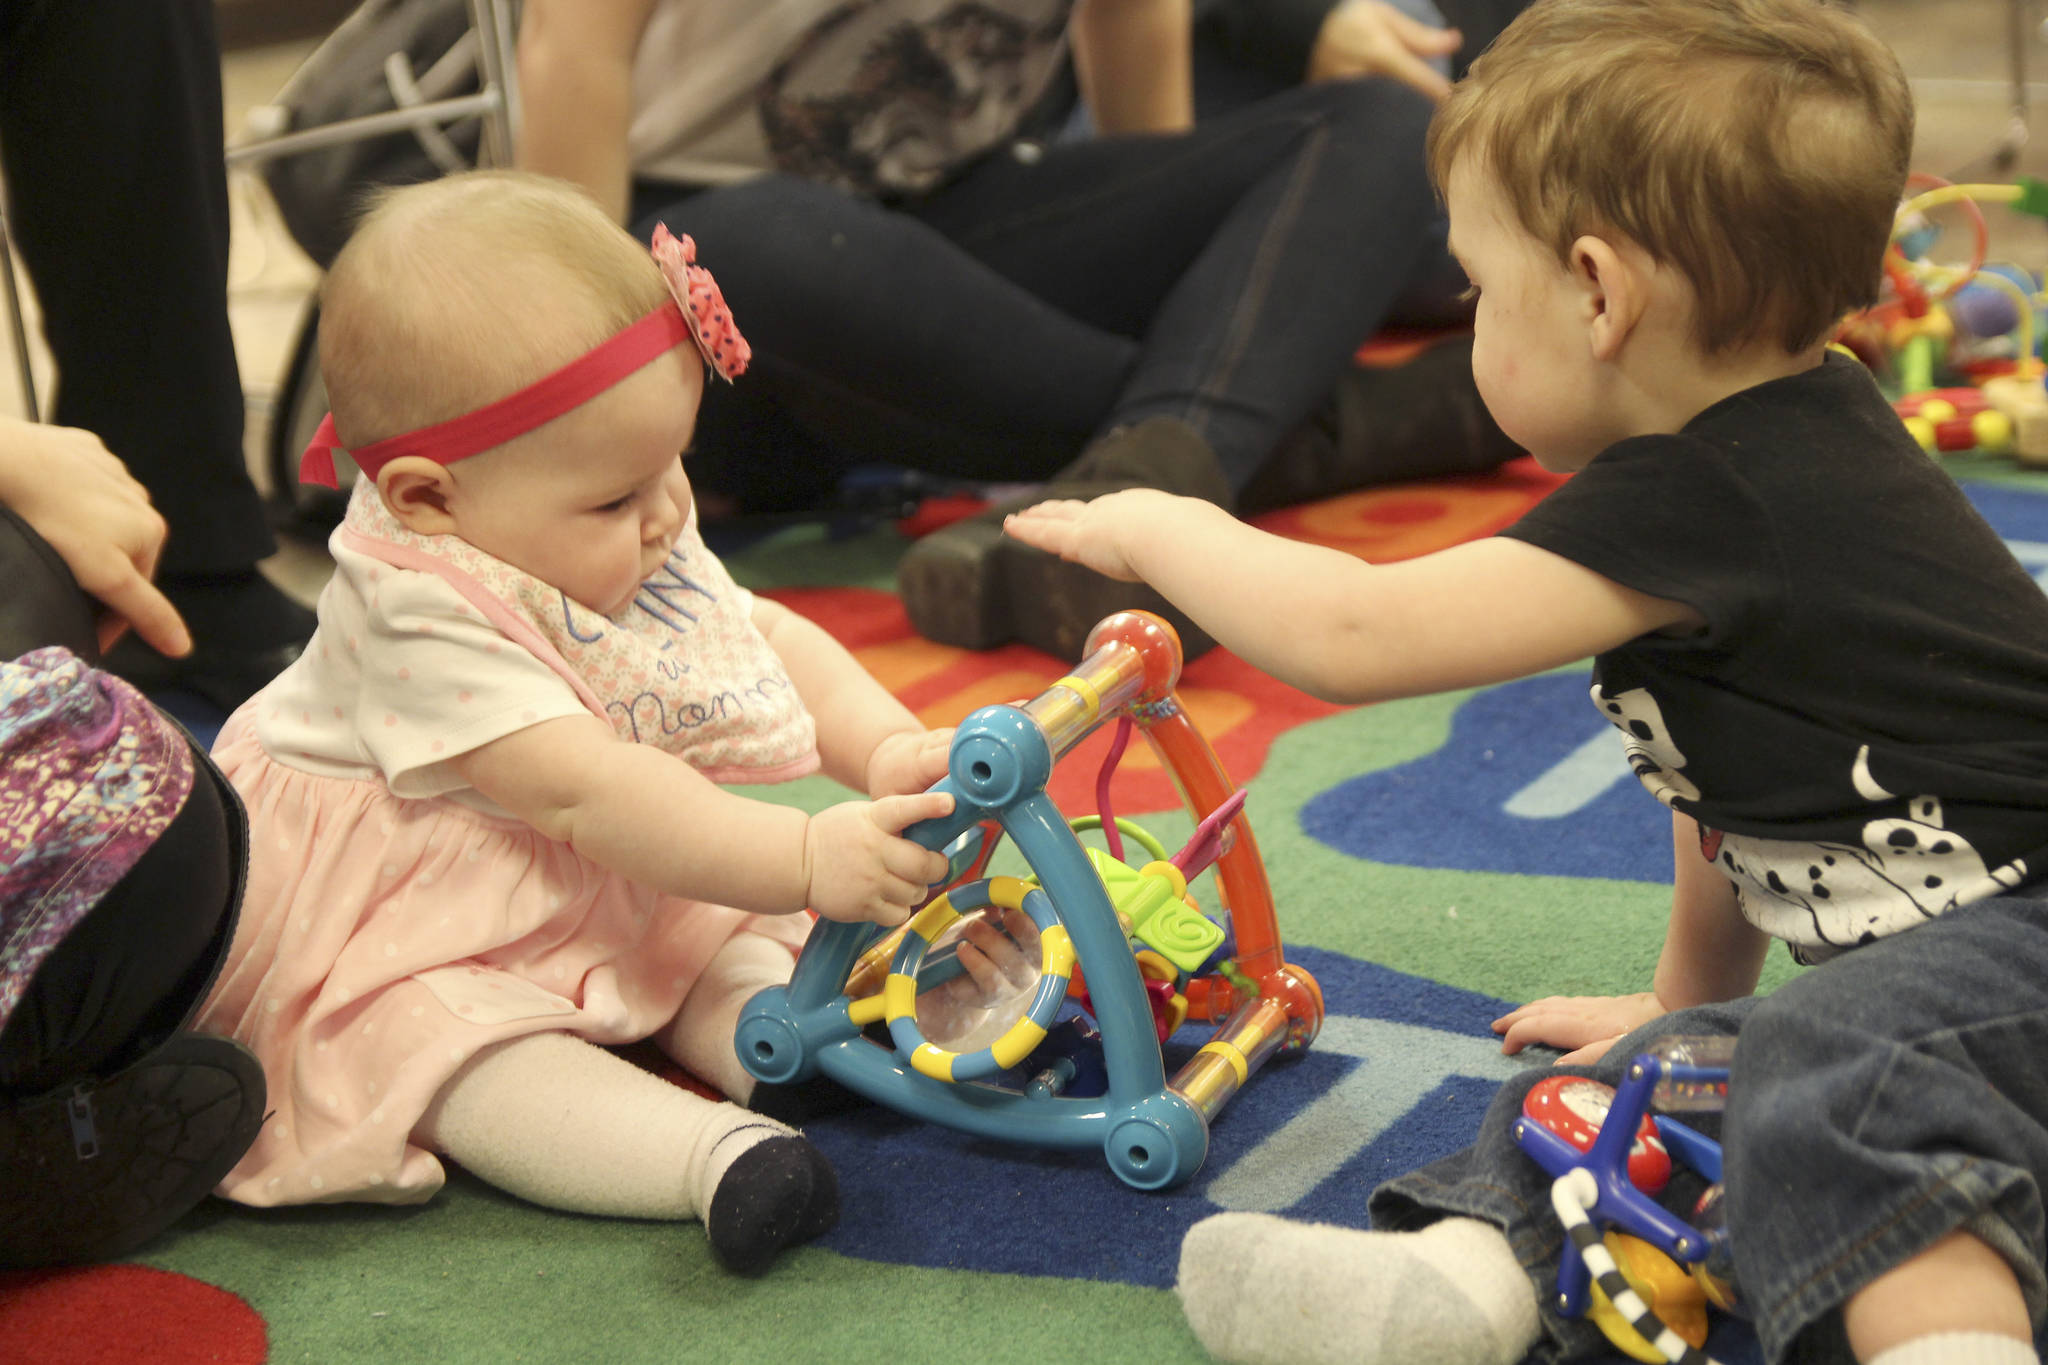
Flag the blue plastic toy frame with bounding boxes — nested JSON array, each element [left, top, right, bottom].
[[735, 613, 1317, 1190]]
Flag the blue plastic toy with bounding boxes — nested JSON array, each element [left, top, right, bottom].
[[1513, 1038, 1739, 1365], [736, 611, 1323, 1189]]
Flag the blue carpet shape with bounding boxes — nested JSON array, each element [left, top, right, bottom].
[[805, 942, 1762, 1364]]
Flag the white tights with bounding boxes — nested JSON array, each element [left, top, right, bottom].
[[416, 932, 798, 1220]]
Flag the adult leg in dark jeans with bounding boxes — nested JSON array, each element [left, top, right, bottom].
[[0, 0, 313, 711], [647, 79, 1511, 657], [902, 77, 1514, 657]]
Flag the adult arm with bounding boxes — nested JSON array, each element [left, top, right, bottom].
[[1006, 489, 1703, 705], [1201, 0, 1459, 97], [515, 0, 658, 222], [0, 417, 189, 657], [1071, 0, 1194, 134]]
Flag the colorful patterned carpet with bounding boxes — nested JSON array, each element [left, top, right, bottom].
[[12, 454, 2048, 1364]]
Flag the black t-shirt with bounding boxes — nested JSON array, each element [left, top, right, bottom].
[[1501, 354, 2048, 958]]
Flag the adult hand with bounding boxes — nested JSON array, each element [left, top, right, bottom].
[[0, 417, 190, 657], [1309, 0, 1463, 101], [1492, 991, 1669, 1066], [803, 791, 956, 925]]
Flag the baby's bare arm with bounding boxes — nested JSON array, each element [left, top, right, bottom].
[[1494, 811, 1768, 1064], [451, 713, 949, 924], [1653, 809, 1770, 1008], [752, 596, 950, 796]]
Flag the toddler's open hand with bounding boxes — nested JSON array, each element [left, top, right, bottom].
[[865, 726, 955, 799], [804, 791, 955, 926], [1492, 991, 1668, 1066], [1004, 490, 1162, 583], [952, 906, 1039, 1000]]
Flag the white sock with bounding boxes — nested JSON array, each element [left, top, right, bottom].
[[658, 930, 799, 1104], [1868, 1334, 2041, 1365], [417, 1029, 796, 1219], [1176, 1213, 1540, 1365]]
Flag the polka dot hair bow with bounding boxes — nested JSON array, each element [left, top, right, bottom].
[[650, 224, 751, 382]]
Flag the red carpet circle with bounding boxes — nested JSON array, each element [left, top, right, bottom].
[[0, 1264, 266, 1364]]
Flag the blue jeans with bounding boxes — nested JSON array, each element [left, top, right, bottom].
[[632, 78, 1456, 512], [1370, 892, 2048, 1364]]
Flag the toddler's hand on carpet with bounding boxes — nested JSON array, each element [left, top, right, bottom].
[[865, 726, 954, 799], [805, 792, 955, 926], [1004, 492, 1160, 582], [1492, 992, 1667, 1066]]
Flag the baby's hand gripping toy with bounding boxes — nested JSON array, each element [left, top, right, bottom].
[[736, 611, 1323, 1189]]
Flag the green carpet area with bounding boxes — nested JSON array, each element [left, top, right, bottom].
[[145, 1182, 1193, 1364]]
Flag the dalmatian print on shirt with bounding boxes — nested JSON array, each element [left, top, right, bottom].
[[1596, 680, 2033, 958], [1707, 795, 2027, 959], [1592, 683, 1700, 805]]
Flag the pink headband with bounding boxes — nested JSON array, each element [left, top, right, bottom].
[[301, 225, 751, 488]]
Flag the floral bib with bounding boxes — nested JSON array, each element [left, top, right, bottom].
[[335, 482, 818, 783]]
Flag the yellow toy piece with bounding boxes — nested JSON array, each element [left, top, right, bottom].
[[1134, 949, 1189, 1036], [1588, 1232, 1709, 1364], [1692, 1261, 1740, 1316], [1973, 408, 2016, 454]]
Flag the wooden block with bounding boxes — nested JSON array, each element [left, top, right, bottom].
[[1982, 376, 2048, 466]]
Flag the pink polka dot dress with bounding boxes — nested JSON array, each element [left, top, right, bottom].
[[197, 485, 817, 1206]]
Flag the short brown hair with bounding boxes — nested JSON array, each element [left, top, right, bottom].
[[320, 170, 671, 449], [1428, 0, 1912, 354]]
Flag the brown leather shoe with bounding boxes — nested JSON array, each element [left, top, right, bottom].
[[898, 416, 1231, 661], [1236, 335, 1523, 516]]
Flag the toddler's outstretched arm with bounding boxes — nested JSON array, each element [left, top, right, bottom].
[[1006, 490, 1705, 705], [452, 715, 951, 926]]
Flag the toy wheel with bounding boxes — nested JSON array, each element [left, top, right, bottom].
[[1103, 1092, 1208, 1190], [884, 877, 1074, 1082]]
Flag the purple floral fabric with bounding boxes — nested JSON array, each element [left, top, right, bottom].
[[0, 647, 193, 1030]]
